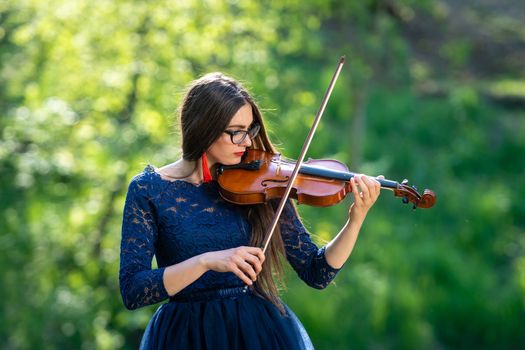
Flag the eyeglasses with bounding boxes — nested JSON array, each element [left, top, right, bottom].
[[223, 123, 261, 145]]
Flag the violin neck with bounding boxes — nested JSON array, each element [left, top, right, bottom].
[[299, 164, 399, 190]]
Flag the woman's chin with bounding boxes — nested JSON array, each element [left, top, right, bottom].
[[220, 158, 240, 166]]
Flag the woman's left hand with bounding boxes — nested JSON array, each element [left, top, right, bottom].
[[348, 174, 383, 222]]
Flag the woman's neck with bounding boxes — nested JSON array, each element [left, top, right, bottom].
[[157, 158, 199, 183], [160, 155, 220, 184]]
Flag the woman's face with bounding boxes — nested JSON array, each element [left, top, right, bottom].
[[206, 103, 254, 167]]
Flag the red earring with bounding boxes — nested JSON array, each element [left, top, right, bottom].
[[201, 152, 213, 183]]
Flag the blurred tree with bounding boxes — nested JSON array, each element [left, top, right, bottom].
[[0, 0, 524, 349]]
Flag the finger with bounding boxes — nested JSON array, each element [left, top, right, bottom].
[[364, 176, 380, 198], [357, 175, 370, 199], [230, 255, 257, 281], [374, 178, 381, 198], [232, 266, 254, 285], [369, 176, 381, 198], [351, 177, 362, 204], [256, 249, 265, 264], [237, 260, 257, 281], [243, 253, 263, 275], [243, 247, 265, 264], [238, 247, 264, 272]]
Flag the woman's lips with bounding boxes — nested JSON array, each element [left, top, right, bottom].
[[234, 151, 245, 157]]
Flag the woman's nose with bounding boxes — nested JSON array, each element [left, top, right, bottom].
[[241, 134, 253, 147]]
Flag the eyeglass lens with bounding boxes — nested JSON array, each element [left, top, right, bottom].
[[232, 124, 260, 144]]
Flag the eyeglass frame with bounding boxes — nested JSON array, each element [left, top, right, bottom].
[[223, 123, 261, 145]]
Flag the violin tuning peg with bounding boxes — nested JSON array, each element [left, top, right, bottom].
[[402, 179, 409, 185], [412, 204, 417, 210], [402, 196, 409, 204]]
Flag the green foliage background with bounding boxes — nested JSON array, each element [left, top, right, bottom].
[[1, 1, 524, 349]]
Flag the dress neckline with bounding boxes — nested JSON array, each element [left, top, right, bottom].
[[145, 164, 210, 187]]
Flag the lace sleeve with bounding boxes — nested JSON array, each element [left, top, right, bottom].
[[119, 175, 169, 310], [280, 201, 341, 289]]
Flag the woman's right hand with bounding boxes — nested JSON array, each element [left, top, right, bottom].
[[200, 246, 265, 286]]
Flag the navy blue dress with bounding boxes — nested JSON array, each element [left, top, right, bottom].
[[119, 165, 341, 349]]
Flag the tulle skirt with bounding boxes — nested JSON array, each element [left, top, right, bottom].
[[139, 287, 314, 350]]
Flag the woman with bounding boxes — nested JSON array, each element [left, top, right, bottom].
[[119, 72, 381, 349]]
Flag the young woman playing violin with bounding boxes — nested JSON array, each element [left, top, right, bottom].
[[119, 72, 382, 349]]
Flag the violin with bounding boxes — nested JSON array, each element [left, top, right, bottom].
[[217, 149, 436, 209], [217, 57, 434, 254]]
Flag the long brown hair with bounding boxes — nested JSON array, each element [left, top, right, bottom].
[[179, 73, 286, 311]]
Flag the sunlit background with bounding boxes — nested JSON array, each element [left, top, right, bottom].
[[1, 0, 524, 349]]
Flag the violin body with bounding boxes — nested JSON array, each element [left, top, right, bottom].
[[217, 149, 436, 209], [218, 150, 351, 206]]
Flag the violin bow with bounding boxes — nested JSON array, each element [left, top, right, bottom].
[[262, 56, 345, 254]]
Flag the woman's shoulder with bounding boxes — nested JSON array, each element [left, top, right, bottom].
[[127, 162, 199, 197], [130, 162, 183, 183], [154, 159, 200, 185], [126, 165, 162, 195]]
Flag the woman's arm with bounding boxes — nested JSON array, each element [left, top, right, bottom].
[[280, 175, 381, 289], [325, 174, 382, 268], [119, 176, 168, 310], [162, 246, 265, 296]]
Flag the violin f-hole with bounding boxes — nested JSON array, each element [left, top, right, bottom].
[[261, 176, 289, 187]]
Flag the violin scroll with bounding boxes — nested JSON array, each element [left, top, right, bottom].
[[393, 179, 436, 209]]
